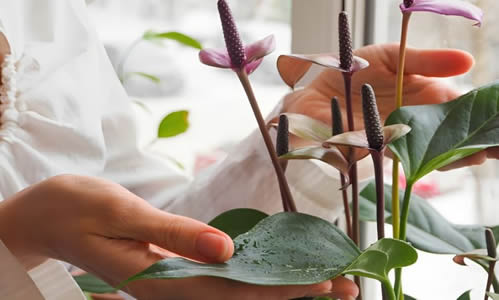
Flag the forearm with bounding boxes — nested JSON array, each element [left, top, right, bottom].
[[0, 192, 48, 270]]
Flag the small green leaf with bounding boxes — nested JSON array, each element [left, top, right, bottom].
[[488, 292, 499, 300], [457, 290, 471, 300], [344, 239, 417, 282], [208, 208, 268, 239], [125, 72, 161, 83], [158, 110, 189, 138], [73, 273, 116, 294], [142, 31, 202, 49], [404, 295, 417, 300], [386, 82, 499, 184]]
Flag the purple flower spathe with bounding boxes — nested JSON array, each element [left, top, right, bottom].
[[199, 35, 276, 75], [400, 0, 483, 26]]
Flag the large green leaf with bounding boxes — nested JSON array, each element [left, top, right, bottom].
[[359, 181, 499, 254], [158, 110, 189, 138], [120, 213, 416, 290], [386, 82, 499, 184], [142, 31, 202, 49], [208, 208, 268, 239], [73, 273, 115, 294]]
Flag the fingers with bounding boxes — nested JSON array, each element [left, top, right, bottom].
[[123, 207, 234, 263], [327, 276, 359, 300], [395, 46, 474, 77]]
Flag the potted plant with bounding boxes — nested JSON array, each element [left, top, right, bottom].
[[78, 1, 499, 299]]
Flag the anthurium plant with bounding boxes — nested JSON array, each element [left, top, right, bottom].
[[77, 0, 499, 299]]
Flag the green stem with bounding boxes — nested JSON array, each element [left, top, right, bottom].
[[340, 174, 353, 238], [236, 71, 296, 212], [392, 12, 412, 240], [394, 182, 413, 299], [117, 37, 143, 82], [382, 279, 397, 300]]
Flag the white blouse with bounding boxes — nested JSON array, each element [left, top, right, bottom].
[[0, 0, 362, 299]]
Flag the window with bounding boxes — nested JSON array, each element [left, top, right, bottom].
[[87, 0, 292, 171]]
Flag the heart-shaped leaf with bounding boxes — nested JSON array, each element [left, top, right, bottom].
[[208, 208, 269, 239], [386, 82, 499, 184], [120, 213, 416, 291], [158, 110, 190, 138], [359, 181, 499, 254], [73, 273, 115, 294]]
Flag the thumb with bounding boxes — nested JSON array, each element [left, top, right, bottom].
[[123, 207, 234, 263]]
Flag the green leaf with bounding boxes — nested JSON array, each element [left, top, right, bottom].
[[121, 212, 417, 292], [457, 290, 471, 300], [386, 82, 499, 184], [142, 31, 202, 49], [158, 110, 189, 138], [73, 273, 116, 294], [344, 239, 417, 282], [208, 208, 269, 239], [404, 295, 417, 300], [488, 292, 499, 300], [122, 213, 360, 287], [125, 72, 161, 83], [359, 181, 499, 254]]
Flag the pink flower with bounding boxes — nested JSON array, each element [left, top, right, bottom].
[[400, 0, 483, 26], [199, 0, 275, 75]]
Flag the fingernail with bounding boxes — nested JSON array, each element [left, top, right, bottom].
[[196, 232, 231, 262]]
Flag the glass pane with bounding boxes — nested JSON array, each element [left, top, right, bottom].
[[86, 0, 291, 172]]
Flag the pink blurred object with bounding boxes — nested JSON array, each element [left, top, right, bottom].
[[398, 174, 440, 198], [194, 150, 228, 174]]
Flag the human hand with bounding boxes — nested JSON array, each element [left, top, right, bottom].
[[0, 175, 358, 300], [283, 43, 499, 169]]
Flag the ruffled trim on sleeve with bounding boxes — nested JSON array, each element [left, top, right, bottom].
[[0, 54, 21, 127]]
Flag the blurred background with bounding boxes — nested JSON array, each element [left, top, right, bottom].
[[86, 1, 498, 299]]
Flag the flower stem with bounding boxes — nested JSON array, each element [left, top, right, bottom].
[[236, 71, 296, 212], [342, 72, 359, 245], [342, 71, 361, 299], [371, 150, 385, 240], [340, 174, 353, 238], [392, 12, 411, 240]]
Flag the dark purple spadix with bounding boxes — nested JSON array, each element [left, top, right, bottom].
[[338, 12, 353, 71], [276, 115, 289, 157], [486, 228, 497, 259], [404, 0, 414, 8], [218, 0, 246, 68], [362, 84, 384, 151], [331, 97, 344, 136]]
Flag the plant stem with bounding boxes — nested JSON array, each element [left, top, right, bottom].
[[117, 37, 143, 82], [236, 71, 296, 212], [342, 72, 359, 245], [394, 181, 414, 299], [340, 174, 353, 238], [391, 12, 411, 240], [342, 71, 361, 299], [382, 279, 397, 300], [486, 261, 497, 299], [371, 150, 385, 240]]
